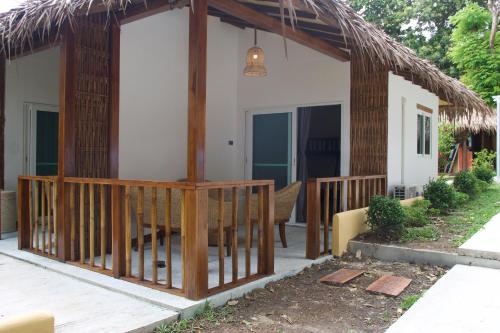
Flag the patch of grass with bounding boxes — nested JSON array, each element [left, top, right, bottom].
[[444, 184, 500, 246], [400, 293, 423, 311], [155, 302, 233, 333], [401, 225, 440, 242]]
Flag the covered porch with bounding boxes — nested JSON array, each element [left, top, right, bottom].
[[7, 0, 392, 301]]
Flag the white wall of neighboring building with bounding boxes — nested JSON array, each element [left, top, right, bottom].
[[119, 7, 350, 181], [387, 72, 439, 192], [4, 47, 60, 191]]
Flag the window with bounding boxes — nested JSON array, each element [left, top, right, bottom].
[[416, 104, 432, 156]]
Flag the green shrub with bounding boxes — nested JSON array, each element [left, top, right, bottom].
[[424, 178, 456, 213], [453, 171, 479, 197], [367, 196, 406, 240], [453, 191, 469, 207], [473, 149, 496, 169], [473, 164, 495, 184], [403, 200, 431, 227], [401, 226, 441, 242]]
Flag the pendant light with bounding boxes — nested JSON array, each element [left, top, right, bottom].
[[243, 29, 267, 77]]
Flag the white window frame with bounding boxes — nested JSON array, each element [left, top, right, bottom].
[[416, 104, 432, 158]]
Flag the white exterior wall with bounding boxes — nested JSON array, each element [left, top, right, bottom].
[[119, 8, 350, 181], [237, 29, 350, 178], [387, 72, 439, 192], [4, 48, 60, 191], [119, 9, 240, 181]]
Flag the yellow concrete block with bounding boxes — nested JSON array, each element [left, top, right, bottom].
[[332, 197, 423, 256], [0, 312, 54, 333]]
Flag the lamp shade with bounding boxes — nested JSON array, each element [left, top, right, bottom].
[[243, 29, 267, 77], [244, 46, 267, 77]]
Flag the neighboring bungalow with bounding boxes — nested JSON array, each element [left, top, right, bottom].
[[0, 0, 491, 300], [440, 109, 496, 172]]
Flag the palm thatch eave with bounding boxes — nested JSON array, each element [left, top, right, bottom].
[[0, 0, 491, 119]]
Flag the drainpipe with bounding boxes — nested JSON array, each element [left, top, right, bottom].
[[494, 96, 500, 183]]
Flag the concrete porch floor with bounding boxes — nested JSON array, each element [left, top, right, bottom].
[[0, 225, 333, 332]]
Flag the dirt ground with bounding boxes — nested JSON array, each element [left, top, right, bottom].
[[192, 255, 447, 333], [357, 214, 458, 253]]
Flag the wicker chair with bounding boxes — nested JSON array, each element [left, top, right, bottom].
[[249, 181, 302, 248], [130, 188, 236, 256]]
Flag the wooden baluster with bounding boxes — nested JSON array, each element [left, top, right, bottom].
[[180, 189, 186, 291], [245, 187, 251, 278], [151, 187, 158, 284], [377, 178, 381, 195], [165, 188, 172, 289], [100, 184, 106, 269], [367, 178, 371, 204], [231, 187, 239, 283], [137, 187, 144, 280], [323, 182, 330, 254], [41, 181, 46, 253], [217, 188, 224, 287], [29, 181, 33, 249], [47, 183, 52, 255], [355, 179, 360, 209], [70, 183, 75, 260], [53, 182, 58, 255], [125, 186, 131, 277], [340, 180, 345, 212], [257, 186, 264, 271], [333, 181, 338, 216], [89, 184, 95, 266], [34, 181, 39, 251], [79, 183, 85, 264], [348, 180, 353, 211]]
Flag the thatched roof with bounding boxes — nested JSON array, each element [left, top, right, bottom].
[[440, 108, 497, 134], [0, 0, 491, 118]]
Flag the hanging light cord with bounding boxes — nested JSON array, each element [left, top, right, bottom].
[[254, 28, 257, 46]]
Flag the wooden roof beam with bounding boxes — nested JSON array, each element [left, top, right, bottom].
[[118, 0, 189, 25], [208, 0, 350, 62]]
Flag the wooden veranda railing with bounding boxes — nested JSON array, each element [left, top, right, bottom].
[[306, 175, 387, 259], [17, 176, 275, 300]]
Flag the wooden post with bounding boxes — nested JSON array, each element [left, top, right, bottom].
[[306, 179, 321, 259], [57, 24, 76, 261], [17, 179, 30, 250], [0, 56, 4, 240], [187, 0, 208, 182], [183, 187, 208, 300], [111, 184, 125, 278], [259, 184, 274, 275]]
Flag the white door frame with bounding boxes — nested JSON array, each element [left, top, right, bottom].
[[244, 106, 298, 184], [23, 103, 59, 176]]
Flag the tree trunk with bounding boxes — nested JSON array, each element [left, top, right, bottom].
[[488, 0, 499, 51]]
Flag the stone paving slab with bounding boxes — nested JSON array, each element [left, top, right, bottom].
[[459, 213, 500, 261], [0, 254, 178, 333], [387, 265, 500, 333]]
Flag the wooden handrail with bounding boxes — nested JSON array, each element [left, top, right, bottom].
[[306, 174, 387, 260]]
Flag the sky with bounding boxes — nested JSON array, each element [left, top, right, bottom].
[[0, 0, 23, 13]]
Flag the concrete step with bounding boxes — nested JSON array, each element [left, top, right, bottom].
[[387, 265, 500, 333], [458, 213, 500, 261]]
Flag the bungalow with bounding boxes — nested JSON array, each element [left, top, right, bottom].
[[0, 0, 490, 300]]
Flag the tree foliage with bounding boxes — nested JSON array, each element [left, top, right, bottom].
[[348, 0, 488, 78], [449, 3, 500, 105]]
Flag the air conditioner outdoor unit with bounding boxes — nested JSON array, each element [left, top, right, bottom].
[[393, 185, 417, 200]]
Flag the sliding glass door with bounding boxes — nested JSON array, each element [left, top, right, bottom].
[[246, 109, 295, 191]]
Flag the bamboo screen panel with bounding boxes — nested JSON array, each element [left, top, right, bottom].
[[350, 52, 389, 176], [74, 14, 110, 178]]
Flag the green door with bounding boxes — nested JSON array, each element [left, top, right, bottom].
[[36, 111, 59, 176], [252, 112, 292, 190]]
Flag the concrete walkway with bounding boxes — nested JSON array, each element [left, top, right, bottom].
[[387, 265, 500, 333], [0, 254, 177, 333], [458, 212, 500, 261]]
